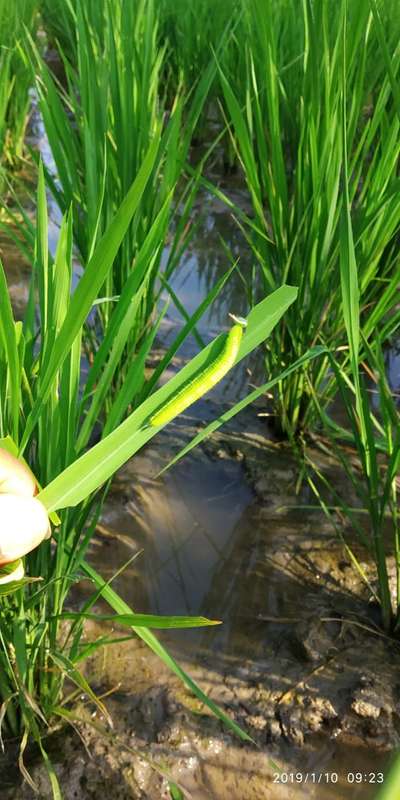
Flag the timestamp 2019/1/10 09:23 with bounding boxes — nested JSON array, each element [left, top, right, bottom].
[[273, 772, 385, 785]]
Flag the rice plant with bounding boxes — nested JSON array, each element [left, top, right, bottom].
[[29, 0, 216, 332], [307, 338, 400, 634], [305, 54, 400, 634], [157, 0, 241, 100], [0, 0, 39, 173], [216, 0, 400, 438], [39, 0, 76, 55], [0, 160, 297, 794], [2, 0, 231, 461]]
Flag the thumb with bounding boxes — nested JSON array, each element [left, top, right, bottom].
[[0, 448, 37, 497], [0, 495, 51, 565]]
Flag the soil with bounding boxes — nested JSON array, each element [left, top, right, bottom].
[[2, 407, 399, 800], [0, 231, 31, 321]]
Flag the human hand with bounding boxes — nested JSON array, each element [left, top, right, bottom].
[[0, 449, 51, 584]]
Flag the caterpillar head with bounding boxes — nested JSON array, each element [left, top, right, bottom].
[[228, 313, 247, 328]]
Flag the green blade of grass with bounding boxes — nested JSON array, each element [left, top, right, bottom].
[[0, 260, 21, 442], [79, 558, 255, 746], [55, 612, 221, 629], [37, 286, 297, 512], [20, 136, 161, 453]]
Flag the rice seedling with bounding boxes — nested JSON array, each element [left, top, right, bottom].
[[304, 49, 400, 634], [28, 0, 216, 332], [39, 0, 76, 56], [0, 0, 39, 174], [156, 0, 248, 164], [0, 159, 297, 793], [40, 0, 241, 105], [215, 0, 400, 438], [156, 0, 241, 99], [3, 0, 228, 455], [306, 336, 400, 634]]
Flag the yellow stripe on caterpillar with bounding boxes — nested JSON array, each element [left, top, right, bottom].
[[150, 318, 246, 427]]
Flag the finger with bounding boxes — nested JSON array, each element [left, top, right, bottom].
[[0, 561, 25, 585], [0, 448, 37, 497], [0, 495, 51, 564]]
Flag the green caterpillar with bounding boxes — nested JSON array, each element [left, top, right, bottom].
[[150, 316, 247, 427]]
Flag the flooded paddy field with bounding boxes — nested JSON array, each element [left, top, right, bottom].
[[1, 187, 397, 800]]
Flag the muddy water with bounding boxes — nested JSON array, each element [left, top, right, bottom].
[[81, 414, 393, 799]]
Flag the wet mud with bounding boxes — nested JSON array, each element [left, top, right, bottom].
[[3, 410, 398, 799]]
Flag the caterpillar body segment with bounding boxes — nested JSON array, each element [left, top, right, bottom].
[[150, 320, 246, 427]]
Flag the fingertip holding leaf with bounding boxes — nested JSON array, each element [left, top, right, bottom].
[[0, 559, 24, 585], [0, 447, 51, 568], [0, 495, 51, 564], [0, 448, 37, 497]]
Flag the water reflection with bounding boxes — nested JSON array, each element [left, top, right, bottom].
[[85, 426, 391, 798]]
